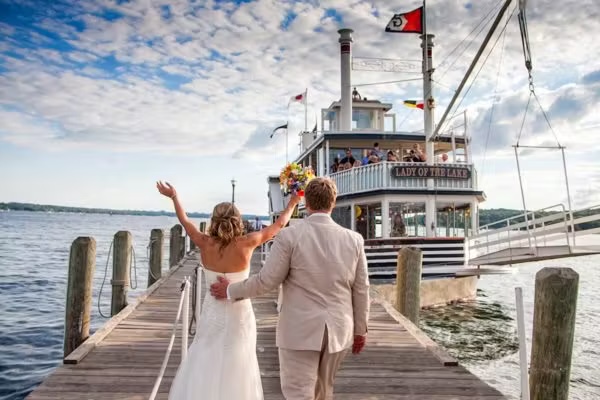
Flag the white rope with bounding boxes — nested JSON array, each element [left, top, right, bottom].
[[97, 240, 114, 318], [149, 278, 189, 400]]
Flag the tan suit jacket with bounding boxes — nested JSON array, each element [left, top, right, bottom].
[[228, 213, 370, 353]]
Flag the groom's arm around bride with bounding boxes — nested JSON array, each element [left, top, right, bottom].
[[211, 177, 369, 400]]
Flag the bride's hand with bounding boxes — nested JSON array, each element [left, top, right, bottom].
[[156, 181, 177, 199], [289, 194, 302, 205]]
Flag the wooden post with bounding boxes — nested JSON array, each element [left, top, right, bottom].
[[111, 231, 131, 316], [200, 221, 207, 234], [180, 234, 186, 258], [170, 224, 183, 268], [529, 267, 579, 400], [64, 237, 96, 358], [189, 231, 196, 252], [148, 229, 163, 287], [395, 247, 422, 325]]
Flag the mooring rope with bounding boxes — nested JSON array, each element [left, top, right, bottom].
[[130, 244, 138, 290], [97, 240, 114, 318]]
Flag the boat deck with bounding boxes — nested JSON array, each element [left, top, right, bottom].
[[26, 251, 506, 400]]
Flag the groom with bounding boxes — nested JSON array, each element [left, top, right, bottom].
[[210, 177, 370, 400]]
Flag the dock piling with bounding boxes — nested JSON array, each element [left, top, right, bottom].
[[395, 246, 422, 325], [64, 237, 96, 358], [169, 224, 184, 268], [111, 230, 132, 316], [529, 267, 579, 400], [148, 229, 163, 287]]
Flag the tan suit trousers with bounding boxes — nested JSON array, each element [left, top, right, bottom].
[[278, 327, 349, 400]]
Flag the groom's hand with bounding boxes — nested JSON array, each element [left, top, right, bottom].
[[352, 335, 366, 354], [210, 276, 230, 299]]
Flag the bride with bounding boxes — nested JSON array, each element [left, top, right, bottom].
[[156, 181, 300, 400]]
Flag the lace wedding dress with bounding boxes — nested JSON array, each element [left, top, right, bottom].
[[168, 267, 264, 400]]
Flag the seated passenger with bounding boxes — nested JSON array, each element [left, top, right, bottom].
[[340, 148, 356, 165], [330, 157, 340, 173], [407, 143, 426, 162]]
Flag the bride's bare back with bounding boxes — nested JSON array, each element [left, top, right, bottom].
[[198, 235, 258, 273]]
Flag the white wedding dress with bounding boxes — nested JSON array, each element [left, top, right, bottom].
[[168, 267, 264, 400]]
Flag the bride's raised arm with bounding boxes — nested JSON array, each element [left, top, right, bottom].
[[244, 195, 301, 248], [156, 181, 207, 247]]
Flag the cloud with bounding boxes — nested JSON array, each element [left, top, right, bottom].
[[1, 0, 599, 213]]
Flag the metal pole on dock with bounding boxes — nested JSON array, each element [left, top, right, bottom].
[[395, 247, 422, 325], [529, 267, 578, 400], [64, 237, 96, 358], [111, 230, 132, 316], [169, 224, 183, 268], [515, 287, 530, 400], [148, 229, 163, 287], [182, 278, 190, 361]]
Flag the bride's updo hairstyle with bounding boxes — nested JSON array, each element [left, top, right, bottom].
[[208, 202, 245, 251]]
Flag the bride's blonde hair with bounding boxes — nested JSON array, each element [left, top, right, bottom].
[[208, 202, 244, 251]]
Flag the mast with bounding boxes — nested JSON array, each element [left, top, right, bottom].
[[304, 88, 308, 132], [422, 0, 437, 237], [432, 0, 514, 138]]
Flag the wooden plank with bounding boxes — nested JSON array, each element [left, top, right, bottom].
[[27, 250, 506, 399], [63, 255, 195, 364], [379, 300, 459, 366]]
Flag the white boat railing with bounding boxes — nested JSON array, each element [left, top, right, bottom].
[[329, 161, 477, 195]]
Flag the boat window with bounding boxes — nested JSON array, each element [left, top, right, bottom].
[[436, 205, 470, 238], [331, 206, 352, 229], [322, 110, 337, 132], [354, 202, 381, 240], [389, 202, 426, 237], [352, 110, 375, 130]]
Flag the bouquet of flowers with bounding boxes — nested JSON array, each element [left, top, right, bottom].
[[279, 162, 315, 196]]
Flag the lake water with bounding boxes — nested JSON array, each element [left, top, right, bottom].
[[0, 211, 599, 399]]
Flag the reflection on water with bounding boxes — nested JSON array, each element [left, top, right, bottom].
[[420, 289, 519, 363]]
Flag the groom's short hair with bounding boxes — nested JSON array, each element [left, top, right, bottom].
[[305, 177, 337, 212]]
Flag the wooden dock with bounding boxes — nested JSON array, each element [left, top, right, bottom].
[[27, 251, 506, 400]]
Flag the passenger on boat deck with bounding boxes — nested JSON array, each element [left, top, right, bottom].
[[372, 142, 385, 159], [407, 143, 426, 162], [386, 151, 398, 162], [337, 161, 352, 171], [340, 148, 356, 165], [330, 157, 340, 173], [361, 150, 369, 165]]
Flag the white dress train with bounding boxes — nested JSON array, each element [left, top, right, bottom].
[[168, 267, 264, 400]]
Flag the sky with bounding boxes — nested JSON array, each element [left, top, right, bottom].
[[0, 0, 599, 216]]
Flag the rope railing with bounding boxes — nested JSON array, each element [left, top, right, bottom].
[[148, 277, 191, 400]]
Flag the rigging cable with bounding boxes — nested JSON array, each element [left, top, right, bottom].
[[515, 0, 561, 147], [438, 0, 504, 81], [481, 7, 509, 181], [442, 5, 518, 135]]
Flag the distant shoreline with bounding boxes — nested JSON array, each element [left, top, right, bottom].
[[3, 202, 597, 229], [0, 202, 270, 221]]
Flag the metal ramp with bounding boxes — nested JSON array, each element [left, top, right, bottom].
[[468, 204, 600, 266]]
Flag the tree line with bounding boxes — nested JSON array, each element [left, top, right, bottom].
[[1, 202, 597, 230]]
